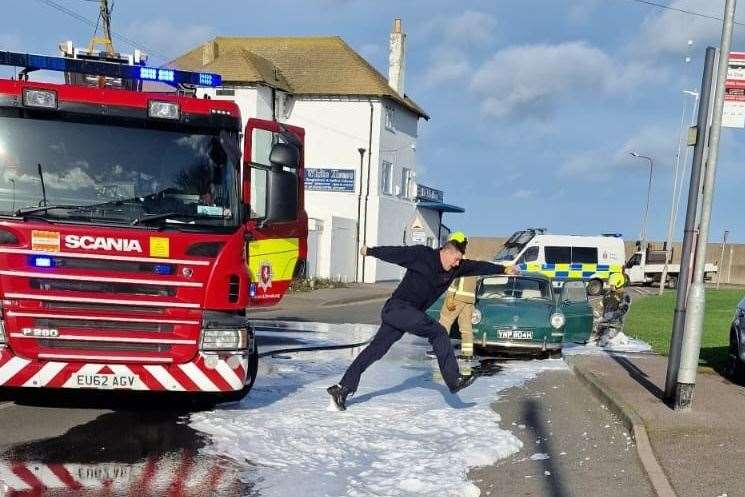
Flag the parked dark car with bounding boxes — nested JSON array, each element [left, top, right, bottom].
[[728, 296, 745, 382]]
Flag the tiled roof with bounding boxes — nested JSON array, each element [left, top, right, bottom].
[[169, 36, 428, 119]]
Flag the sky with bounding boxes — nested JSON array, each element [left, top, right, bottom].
[[2, 0, 745, 241]]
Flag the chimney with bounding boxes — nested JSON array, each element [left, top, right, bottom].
[[202, 40, 218, 66], [388, 18, 405, 96]]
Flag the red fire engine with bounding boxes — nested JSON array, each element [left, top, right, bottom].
[[0, 45, 307, 400]]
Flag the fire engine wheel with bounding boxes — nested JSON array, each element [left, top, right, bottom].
[[586, 279, 603, 296], [666, 275, 678, 289], [220, 349, 259, 403]]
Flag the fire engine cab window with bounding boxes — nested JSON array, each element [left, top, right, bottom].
[[0, 113, 240, 228], [545, 246, 571, 264]]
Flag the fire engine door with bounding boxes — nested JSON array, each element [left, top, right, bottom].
[[243, 118, 306, 306]]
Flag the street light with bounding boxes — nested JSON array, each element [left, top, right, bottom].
[[630, 152, 654, 256], [355, 147, 366, 282], [660, 89, 700, 294]]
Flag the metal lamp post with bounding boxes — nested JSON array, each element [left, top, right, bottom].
[[355, 147, 366, 282], [630, 152, 654, 255]]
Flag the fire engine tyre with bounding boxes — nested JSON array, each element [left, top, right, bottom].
[[586, 279, 603, 296], [666, 275, 678, 289], [219, 349, 259, 403]]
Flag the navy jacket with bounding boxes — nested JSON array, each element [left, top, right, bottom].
[[368, 245, 506, 310]]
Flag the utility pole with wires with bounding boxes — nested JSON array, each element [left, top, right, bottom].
[[673, 0, 738, 410], [88, 0, 115, 55]]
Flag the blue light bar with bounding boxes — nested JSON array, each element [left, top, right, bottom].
[[0, 50, 222, 88]]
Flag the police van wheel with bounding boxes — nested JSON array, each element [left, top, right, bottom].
[[666, 275, 678, 289], [586, 279, 603, 296]]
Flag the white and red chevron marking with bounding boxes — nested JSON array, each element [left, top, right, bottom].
[[0, 451, 241, 496], [0, 348, 249, 392]]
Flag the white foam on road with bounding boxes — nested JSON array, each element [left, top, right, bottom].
[[190, 321, 568, 497], [563, 331, 652, 356]]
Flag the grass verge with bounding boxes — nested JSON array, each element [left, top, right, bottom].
[[625, 288, 743, 372]]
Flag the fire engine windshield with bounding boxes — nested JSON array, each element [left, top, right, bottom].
[[0, 111, 240, 229]]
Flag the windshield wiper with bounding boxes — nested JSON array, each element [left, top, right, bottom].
[[130, 212, 195, 226], [15, 204, 93, 216]]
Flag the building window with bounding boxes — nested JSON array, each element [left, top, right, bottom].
[[384, 105, 395, 131], [401, 168, 412, 199], [381, 161, 393, 195]]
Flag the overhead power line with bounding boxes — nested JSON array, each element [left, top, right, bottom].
[[32, 0, 172, 62], [620, 0, 745, 27]]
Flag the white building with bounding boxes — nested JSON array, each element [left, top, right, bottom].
[[171, 19, 463, 282]]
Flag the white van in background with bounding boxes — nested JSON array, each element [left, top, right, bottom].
[[494, 228, 626, 295]]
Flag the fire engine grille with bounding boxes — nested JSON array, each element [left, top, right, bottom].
[[34, 318, 174, 333], [44, 302, 166, 314], [43, 257, 176, 274], [30, 278, 176, 297], [37, 339, 172, 353]]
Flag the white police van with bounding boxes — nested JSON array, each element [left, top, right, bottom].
[[495, 228, 626, 296]]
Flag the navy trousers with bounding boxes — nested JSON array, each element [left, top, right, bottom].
[[340, 299, 461, 392]]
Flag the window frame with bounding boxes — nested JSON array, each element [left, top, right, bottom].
[[381, 160, 393, 195]]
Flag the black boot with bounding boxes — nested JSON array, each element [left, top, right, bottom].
[[327, 384, 351, 411], [449, 374, 478, 394]]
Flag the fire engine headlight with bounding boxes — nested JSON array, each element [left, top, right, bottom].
[[471, 308, 482, 325], [0, 319, 6, 344], [200, 328, 248, 351], [550, 313, 566, 329], [148, 101, 180, 120], [23, 89, 57, 109]]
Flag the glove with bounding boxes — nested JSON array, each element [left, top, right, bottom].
[[445, 293, 457, 312]]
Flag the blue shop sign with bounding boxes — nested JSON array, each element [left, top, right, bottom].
[[305, 168, 356, 192]]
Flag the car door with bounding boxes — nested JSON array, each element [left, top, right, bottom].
[[559, 281, 593, 343], [243, 118, 308, 306]]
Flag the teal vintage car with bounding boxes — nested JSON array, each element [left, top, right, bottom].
[[427, 274, 593, 357]]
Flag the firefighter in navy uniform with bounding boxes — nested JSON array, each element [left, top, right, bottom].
[[327, 236, 517, 411], [438, 232, 478, 360]]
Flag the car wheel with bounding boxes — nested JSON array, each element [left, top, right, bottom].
[[727, 329, 745, 384], [586, 279, 603, 296], [666, 275, 678, 289]]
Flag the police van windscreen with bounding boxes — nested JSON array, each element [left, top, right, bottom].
[[495, 230, 535, 261], [0, 110, 240, 229]]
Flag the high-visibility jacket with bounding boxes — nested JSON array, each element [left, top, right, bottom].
[[446, 248, 478, 304]]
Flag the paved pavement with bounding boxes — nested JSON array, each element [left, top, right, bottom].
[[471, 370, 654, 497], [570, 353, 745, 497]]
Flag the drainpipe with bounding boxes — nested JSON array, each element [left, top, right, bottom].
[[361, 100, 374, 283]]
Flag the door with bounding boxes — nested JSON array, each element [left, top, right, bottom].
[[559, 281, 593, 343], [243, 118, 307, 306]]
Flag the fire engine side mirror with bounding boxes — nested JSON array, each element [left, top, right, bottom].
[[265, 168, 298, 224], [269, 143, 299, 169]]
